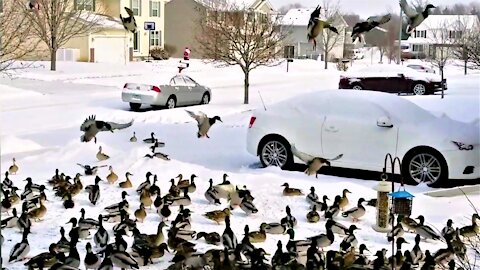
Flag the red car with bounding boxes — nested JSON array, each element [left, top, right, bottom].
[[339, 64, 446, 95]]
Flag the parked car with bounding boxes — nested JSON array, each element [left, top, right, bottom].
[[338, 64, 446, 95], [122, 75, 212, 111], [407, 63, 436, 73], [353, 49, 365, 60], [246, 90, 479, 187]]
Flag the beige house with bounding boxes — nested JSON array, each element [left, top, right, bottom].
[[165, 0, 276, 58]]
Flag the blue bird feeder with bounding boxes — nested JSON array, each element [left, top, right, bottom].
[[389, 189, 414, 216]]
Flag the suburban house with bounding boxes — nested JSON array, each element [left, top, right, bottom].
[[279, 8, 349, 60], [63, 0, 167, 63], [406, 15, 480, 58], [165, 0, 276, 58]]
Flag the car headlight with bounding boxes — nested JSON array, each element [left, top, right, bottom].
[[451, 141, 474, 150]]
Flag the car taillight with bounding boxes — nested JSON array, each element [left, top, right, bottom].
[[151, 86, 161, 92], [248, 116, 256, 128]]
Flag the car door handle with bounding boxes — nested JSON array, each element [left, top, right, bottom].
[[325, 126, 338, 132]]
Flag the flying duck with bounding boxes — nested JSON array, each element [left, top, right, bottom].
[[120, 7, 138, 34], [77, 163, 107, 176], [185, 110, 222, 138], [80, 115, 133, 143], [291, 144, 343, 178], [342, 198, 366, 222], [351, 14, 392, 42], [307, 6, 340, 50], [9, 158, 19, 174], [399, 0, 436, 33]]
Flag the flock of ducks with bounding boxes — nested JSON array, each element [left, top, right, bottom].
[[2, 156, 479, 270]]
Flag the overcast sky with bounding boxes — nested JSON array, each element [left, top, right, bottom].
[[270, 0, 478, 18]]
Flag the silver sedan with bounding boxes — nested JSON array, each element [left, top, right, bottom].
[[122, 75, 212, 111]]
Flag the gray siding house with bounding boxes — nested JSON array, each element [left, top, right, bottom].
[[165, 0, 276, 58]]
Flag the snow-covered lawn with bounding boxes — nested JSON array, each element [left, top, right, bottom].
[[1, 59, 479, 269]]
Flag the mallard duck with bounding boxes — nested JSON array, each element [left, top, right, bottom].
[[159, 202, 171, 221], [1, 190, 12, 213], [286, 228, 311, 253], [134, 203, 147, 222], [176, 173, 192, 189], [168, 178, 180, 197], [119, 6, 137, 33], [459, 213, 480, 238], [416, 215, 441, 241], [3, 171, 13, 187], [329, 218, 349, 235], [119, 172, 133, 188], [139, 189, 153, 208], [339, 225, 360, 252], [410, 234, 425, 265], [78, 208, 99, 231], [264, 222, 287, 234], [77, 163, 107, 176], [2, 207, 18, 228], [222, 215, 237, 249], [196, 231, 221, 245], [441, 219, 455, 242], [185, 110, 222, 138], [351, 14, 392, 42], [67, 217, 91, 239], [24, 243, 59, 269], [282, 182, 303, 196], [307, 205, 321, 223], [248, 223, 268, 243], [94, 215, 110, 248], [108, 243, 139, 269], [240, 197, 258, 215], [451, 228, 467, 260], [205, 178, 221, 205], [80, 115, 133, 143], [339, 188, 351, 210], [341, 198, 366, 222], [104, 191, 129, 213], [9, 186, 21, 205], [106, 166, 118, 184], [144, 151, 170, 160], [306, 186, 319, 204], [400, 0, 436, 33], [9, 228, 30, 262], [85, 176, 102, 205], [96, 146, 110, 161], [17, 203, 32, 232], [204, 208, 231, 224], [130, 131, 137, 142], [143, 132, 156, 143], [325, 195, 341, 219], [308, 219, 335, 250], [27, 198, 47, 221], [9, 157, 19, 174], [401, 216, 419, 233], [55, 227, 70, 253], [388, 217, 405, 242], [170, 189, 192, 207], [291, 144, 343, 178], [281, 205, 297, 228], [148, 175, 160, 195], [388, 237, 409, 269], [352, 244, 370, 266], [63, 194, 75, 209], [84, 242, 101, 269], [213, 173, 234, 198], [136, 172, 152, 193], [307, 6, 340, 50]]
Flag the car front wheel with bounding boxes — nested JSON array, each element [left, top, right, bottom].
[[259, 137, 293, 169], [402, 149, 448, 187], [412, 83, 427, 95]]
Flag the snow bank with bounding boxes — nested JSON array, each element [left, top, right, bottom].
[[0, 84, 43, 100], [0, 135, 44, 155]]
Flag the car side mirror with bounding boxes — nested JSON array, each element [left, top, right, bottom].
[[377, 116, 393, 128], [398, 73, 405, 78]]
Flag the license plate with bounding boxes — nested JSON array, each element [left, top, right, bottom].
[[132, 94, 141, 99]]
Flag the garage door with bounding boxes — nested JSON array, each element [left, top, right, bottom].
[[93, 37, 129, 64]]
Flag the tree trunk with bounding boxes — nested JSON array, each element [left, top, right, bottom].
[[379, 51, 384, 63], [243, 70, 249, 104], [324, 51, 328, 69], [50, 36, 57, 71]]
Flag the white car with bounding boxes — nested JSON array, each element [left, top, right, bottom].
[[353, 49, 365, 60], [246, 90, 479, 187]]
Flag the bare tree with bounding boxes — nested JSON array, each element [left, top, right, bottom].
[[0, 0, 40, 73], [385, 16, 401, 64], [319, 0, 345, 69], [453, 17, 480, 70], [196, 3, 288, 104], [22, 0, 103, 71]]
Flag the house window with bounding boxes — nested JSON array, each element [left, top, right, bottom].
[[448, 30, 463, 39], [150, 31, 160, 46], [133, 31, 140, 51], [131, 0, 141, 16], [150, 1, 160, 17], [412, 44, 424, 52], [0, 0, 3, 13], [247, 12, 255, 22], [414, 30, 426, 38], [75, 0, 95, 11]]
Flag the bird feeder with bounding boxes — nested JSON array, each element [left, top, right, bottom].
[[389, 187, 414, 217], [371, 177, 392, 233]]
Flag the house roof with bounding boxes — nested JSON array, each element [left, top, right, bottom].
[[78, 12, 124, 30], [417, 15, 479, 30], [280, 7, 347, 26]]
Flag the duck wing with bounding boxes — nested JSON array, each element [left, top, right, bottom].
[[185, 110, 207, 126], [80, 115, 96, 132], [291, 144, 315, 163], [367, 14, 392, 25], [124, 7, 134, 17], [308, 5, 321, 29], [106, 119, 134, 131], [399, 0, 418, 19]]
